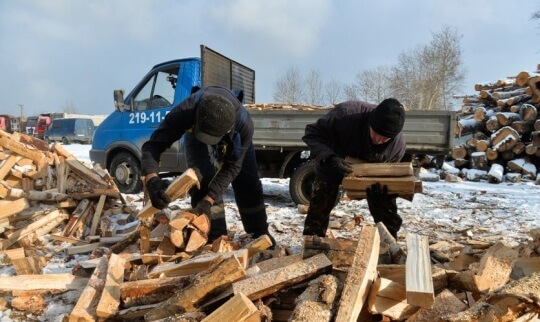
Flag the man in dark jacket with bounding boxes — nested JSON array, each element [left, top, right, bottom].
[[302, 98, 406, 238], [141, 86, 274, 244]]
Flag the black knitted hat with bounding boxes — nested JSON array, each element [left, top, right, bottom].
[[194, 94, 236, 145], [369, 98, 405, 138]]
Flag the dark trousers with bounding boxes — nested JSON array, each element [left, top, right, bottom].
[[185, 134, 269, 239], [303, 175, 341, 237], [304, 174, 401, 238]]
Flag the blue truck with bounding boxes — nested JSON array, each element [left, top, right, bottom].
[[90, 45, 456, 205]]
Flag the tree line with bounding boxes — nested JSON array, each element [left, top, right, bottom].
[[272, 25, 466, 111]]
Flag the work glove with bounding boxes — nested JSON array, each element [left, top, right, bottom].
[[366, 183, 402, 238], [323, 155, 353, 177], [193, 199, 212, 217], [146, 177, 171, 209]]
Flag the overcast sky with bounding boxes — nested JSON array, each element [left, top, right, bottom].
[[1, 0, 539, 118]]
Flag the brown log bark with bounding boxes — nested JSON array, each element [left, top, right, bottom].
[[527, 76, 540, 104], [492, 88, 526, 99], [473, 106, 494, 122], [519, 103, 537, 123], [510, 121, 533, 134], [485, 148, 499, 161], [495, 112, 521, 126], [491, 126, 520, 152], [145, 255, 246, 320], [485, 115, 501, 132], [475, 140, 490, 152]]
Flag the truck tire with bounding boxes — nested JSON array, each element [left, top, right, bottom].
[[110, 152, 143, 194], [289, 160, 316, 205]]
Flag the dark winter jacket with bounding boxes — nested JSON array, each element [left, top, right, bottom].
[[302, 101, 406, 163], [141, 86, 253, 200]]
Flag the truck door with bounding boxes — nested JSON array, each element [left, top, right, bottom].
[[122, 62, 187, 171]]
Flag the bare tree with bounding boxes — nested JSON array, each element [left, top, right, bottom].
[[305, 70, 324, 105], [390, 25, 465, 110], [324, 78, 343, 106], [63, 100, 78, 113], [351, 66, 392, 104], [273, 67, 305, 104], [343, 84, 359, 101]]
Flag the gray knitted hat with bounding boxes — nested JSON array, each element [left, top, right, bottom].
[[194, 94, 236, 145]]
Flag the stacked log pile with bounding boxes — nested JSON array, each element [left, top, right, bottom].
[[451, 64, 540, 184]]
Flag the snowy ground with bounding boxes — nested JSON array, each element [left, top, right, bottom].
[[1, 143, 539, 321], [66, 143, 540, 248]]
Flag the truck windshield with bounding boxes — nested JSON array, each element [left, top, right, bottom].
[[133, 66, 178, 111]]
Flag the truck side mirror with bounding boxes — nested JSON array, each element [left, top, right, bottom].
[[114, 89, 126, 111]]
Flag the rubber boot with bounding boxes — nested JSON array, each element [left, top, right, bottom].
[[207, 203, 228, 242], [303, 176, 340, 237]]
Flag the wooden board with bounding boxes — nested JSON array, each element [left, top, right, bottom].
[[69, 256, 108, 322], [201, 292, 257, 322], [233, 253, 332, 301], [335, 226, 380, 322], [406, 233, 434, 308], [96, 253, 126, 318], [144, 255, 246, 320], [0, 274, 88, 294]]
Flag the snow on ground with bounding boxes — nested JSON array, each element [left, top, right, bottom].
[[1, 143, 539, 321], [68, 143, 540, 248]]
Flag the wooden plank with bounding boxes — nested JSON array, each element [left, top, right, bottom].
[[302, 235, 358, 268], [406, 289, 467, 322], [137, 168, 200, 219], [147, 249, 249, 278], [66, 243, 100, 255], [472, 242, 518, 293], [0, 155, 19, 180], [347, 161, 414, 177], [89, 195, 106, 236], [0, 247, 25, 260], [69, 256, 108, 322], [343, 176, 415, 199], [145, 254, 246, 320], [0, 274, 88, 294], [120, 276, 190, 303], [406, 233, 434, 308], [335, 226, 380, 322], [367, 277, 418, 320], [202, 292, 257, 322], [12, 257, 42, 275], [0, 198, 30, 221], [233, 253, 332, 300], [256, 253, 303, 274], [65, 159, 108, 187], [96, 253, 126, 319], [289, 274, 340, 321], [0, 137, 43, 163], [49, 234, 88, 245], [0, 210, 68, 250], [243, 234, 273, 257]]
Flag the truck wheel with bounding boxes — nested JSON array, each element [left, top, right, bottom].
[[289, 160, 316, 205], [62, 137, 70, 145], [110, 152, 143, 194]]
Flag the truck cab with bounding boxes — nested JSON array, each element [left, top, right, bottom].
[[90, 45, 255, 193]]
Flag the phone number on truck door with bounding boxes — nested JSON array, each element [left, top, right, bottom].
[[129, 111, 169, 124]]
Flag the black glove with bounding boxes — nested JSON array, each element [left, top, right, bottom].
[[193, 199, 212, 216], [323, 155, 353, 176], [146, 177, 171, 209], [366, 183, 402, 238]]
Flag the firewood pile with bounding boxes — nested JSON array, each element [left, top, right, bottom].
[[1, 129, 539, 321], [450, 64, 540, 185]]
